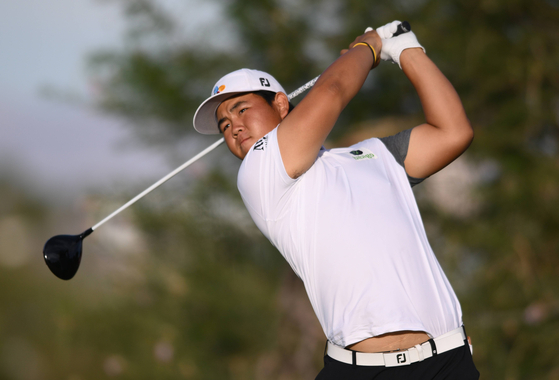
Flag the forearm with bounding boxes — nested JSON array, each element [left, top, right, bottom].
[[276, 30, 381, 178], [312, 45, 375, 112], [401, 49, 471, 135], [310, 27, 382, 113]]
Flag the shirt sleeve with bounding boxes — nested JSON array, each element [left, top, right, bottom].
[[237, 127, 298, 238], [379, 128, 425, 187]]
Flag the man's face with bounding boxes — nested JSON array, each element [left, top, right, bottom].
[[216, 93, 284, 160]]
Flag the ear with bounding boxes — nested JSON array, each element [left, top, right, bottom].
[[273, 92, 290, 120]]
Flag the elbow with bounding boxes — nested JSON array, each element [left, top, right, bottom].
[[462, 119, 474, 147], [450, 119, 474, 152]]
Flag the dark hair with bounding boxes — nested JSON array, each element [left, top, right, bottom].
[[252, 91, 295, 113]]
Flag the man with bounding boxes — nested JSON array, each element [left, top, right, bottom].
[[193, 20, 479, 379]]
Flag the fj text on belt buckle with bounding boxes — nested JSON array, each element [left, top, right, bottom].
[[383, 351, 411, 367]]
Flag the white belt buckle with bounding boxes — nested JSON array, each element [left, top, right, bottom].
[[383, 351, 411, 367]]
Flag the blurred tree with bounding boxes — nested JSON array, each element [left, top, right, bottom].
[[59, 0, 559, 378]]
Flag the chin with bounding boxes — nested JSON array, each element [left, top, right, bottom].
[[232, 148, 245, 160], [238, 150, 248, 160]]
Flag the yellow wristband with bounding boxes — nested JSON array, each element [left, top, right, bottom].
[[353, 42, 380, 69]]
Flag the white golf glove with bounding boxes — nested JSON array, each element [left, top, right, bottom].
[[375, 20, 425, 69]]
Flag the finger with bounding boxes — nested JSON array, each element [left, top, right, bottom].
[[340, 49, 349, 55], [376, 25, 388, 39], [389, 20, 401, 34]]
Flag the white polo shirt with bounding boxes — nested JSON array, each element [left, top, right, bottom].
[[237, 127, 462, 347]]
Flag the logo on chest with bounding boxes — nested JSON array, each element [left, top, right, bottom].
[[253, 136, 268, 151], [349, 148, 377, 161]]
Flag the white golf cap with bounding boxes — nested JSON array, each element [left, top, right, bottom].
[[193, 68, 286, 135]]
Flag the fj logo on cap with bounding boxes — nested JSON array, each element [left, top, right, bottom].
[[259, 78, 271, 87], [349, 148, 377, 160]]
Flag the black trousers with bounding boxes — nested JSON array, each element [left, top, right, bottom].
[[315, 344, 479, 380]]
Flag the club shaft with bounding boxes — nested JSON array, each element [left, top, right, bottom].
[[288, 76, 319, 100], [92, 137, 225, 230], [91, 78, 317, 231]]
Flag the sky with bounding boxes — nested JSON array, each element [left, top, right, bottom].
[[0, 0, 172, 202]]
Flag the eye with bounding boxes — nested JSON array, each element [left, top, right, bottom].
[[218, 121, 230, 133], [239, 108, 247, 114]]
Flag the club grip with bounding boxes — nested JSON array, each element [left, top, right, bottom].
[[393, 21, 411, 36], [365, 21, 411, 36]]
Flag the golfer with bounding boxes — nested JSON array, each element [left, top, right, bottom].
[[193, 20, 479, 379]]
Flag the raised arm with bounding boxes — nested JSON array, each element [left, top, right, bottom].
[[374, 21, 473, 179], [400, 48, 474, 179], [277, 32, 382, 179]]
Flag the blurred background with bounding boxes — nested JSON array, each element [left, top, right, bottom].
[[1, 0, 559, 378]]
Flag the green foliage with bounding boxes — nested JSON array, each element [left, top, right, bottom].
[[1, 171, 321, 379], [2, 0, 558, 378], [86, 0, 559, 377]]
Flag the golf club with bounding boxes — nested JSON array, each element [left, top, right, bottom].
[[43, 75, 319, 280], [43, 22, 412, 280]]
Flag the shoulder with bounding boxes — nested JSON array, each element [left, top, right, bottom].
[[238, 128, 295, 195], [239, 128, 276, 180]]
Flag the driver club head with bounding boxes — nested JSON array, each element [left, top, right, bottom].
[[43, 228, 93, 280]]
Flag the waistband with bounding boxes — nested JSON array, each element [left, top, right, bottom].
[[326, 326, 467, 367]]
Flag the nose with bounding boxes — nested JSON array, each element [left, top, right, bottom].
[[231, 120, 244, 137]]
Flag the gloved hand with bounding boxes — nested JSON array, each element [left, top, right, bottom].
[[375, 20, 425, 69]]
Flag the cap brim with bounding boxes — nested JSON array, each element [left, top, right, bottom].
[[193, 92, 247, 135]]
